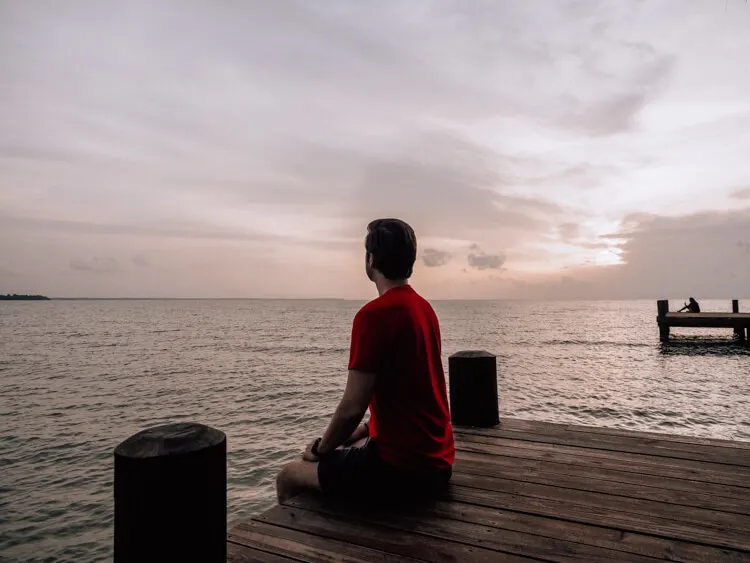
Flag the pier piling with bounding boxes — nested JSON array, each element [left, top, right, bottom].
[[732, 300, 745, 342], [114, 422, 226, 563], [448, 350, 499, 427], [657, 299, 670, 342]]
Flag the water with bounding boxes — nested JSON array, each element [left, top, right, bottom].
[[1, 298, 749, 562]]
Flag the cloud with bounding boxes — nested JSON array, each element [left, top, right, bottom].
[[732, 187, 750, 200], [509, 208, 750, 299], [422, 248, 451, 267], [132, 255, 149, 267], [70, 257, 120, 273], [558, 223, 581, 240], [468, 244, 506, 270]]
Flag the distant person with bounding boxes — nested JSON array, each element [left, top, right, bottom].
[[275, 218, 454, 504], [678, 297, 701, 313]]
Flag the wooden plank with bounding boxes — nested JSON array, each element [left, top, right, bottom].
[[227, 541, 298, 563], [662, 314, 750, 328], [456, 437, 750, 488], [230, 520, 421, 562], [454, 425, 750, 466], [285, 494, 660, 563], [255, 504, 537, 562], [456, 433, 750, 478], [456, 450, 750, 501], [424, 498, 749, 563], [454, 455, 750, 515], [666, 312, 750, 319], [450, 484, 750, 552], [451, 471, 750, 533], [495, 418, 750, 450]]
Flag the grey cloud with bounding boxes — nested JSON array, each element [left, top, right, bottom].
[[339, 129, 564, 241], [71, 257, 120, 273], [558, 223, 581, 240], [422, 248, 451, 268], [0, 213, 288, 244], [732, 187, 750, 200], [468, 244, 507, 270]]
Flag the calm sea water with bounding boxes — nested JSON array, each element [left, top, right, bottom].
[[1, 298, 749, 562]]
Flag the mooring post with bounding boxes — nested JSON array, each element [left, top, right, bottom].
[[732, 300, 745, 342], [114, 422, 227, 563], [657, 300, 670, 343], [448, 350, 499, 427]]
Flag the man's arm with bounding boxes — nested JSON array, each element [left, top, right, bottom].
[[316, 369, 376, 455]]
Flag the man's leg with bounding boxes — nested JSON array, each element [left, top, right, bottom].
[[276, 460, 320, 504]]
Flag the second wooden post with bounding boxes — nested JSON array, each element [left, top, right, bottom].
[[448, 350, 499, 427], [732, 300, 745, 342]]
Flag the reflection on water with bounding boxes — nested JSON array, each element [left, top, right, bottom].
[[1, 299, 749, 562]]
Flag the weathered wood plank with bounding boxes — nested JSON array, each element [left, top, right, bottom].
[[456, 433, 750, 479], [451, 471, 750, 533], [285, 495, 660, 563], [425, 498, 748, 563], [450, 485, 750, 552], [231, 520, 421, 562], [456, 449, 750, 500], [494, 418, 750, 450], [227, 541, 297, 563], [454, 455, 750, 515], [255, 504, 537, 562], [456, 437, 750, 488], [454, 425, 750, 466]]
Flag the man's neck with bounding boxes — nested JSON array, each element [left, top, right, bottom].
[[375, 278, 409, 297]]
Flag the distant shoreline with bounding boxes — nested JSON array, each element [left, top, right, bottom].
[[0, 294, 50, 301]]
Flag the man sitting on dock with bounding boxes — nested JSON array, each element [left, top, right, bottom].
[[276, 218, 455, 504], [678, 297, 701, 313]]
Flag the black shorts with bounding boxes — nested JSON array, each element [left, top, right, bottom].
[[317, 438, 452, 502]]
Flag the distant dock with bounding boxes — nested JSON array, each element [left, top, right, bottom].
[[657, 299, 750, 343]]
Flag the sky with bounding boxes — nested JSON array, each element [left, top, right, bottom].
[[1, 0, 749, 299]]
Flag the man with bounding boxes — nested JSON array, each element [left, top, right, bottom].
[[678, 297, 701, 313], [276, 218, 454, 504]]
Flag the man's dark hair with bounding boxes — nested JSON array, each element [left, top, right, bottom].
[[365, 218, 417, 280]]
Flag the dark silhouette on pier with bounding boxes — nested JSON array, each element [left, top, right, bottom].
[[678, 297, 701, 313]]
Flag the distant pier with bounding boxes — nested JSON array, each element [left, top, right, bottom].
[[657, 299, 750, 343]]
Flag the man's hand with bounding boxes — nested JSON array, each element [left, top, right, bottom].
[[302, 438, 320, 462]]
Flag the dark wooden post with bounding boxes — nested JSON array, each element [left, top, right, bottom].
[[448, 350, 499, 427], [114, 422, 226, 563], [657, 300, 670, 343], [732, 300, 744, 341]]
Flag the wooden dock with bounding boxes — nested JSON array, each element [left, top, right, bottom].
[[228, 418, 750, 563], [657, 299, 750, 343]]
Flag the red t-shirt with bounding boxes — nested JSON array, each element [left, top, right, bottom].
[[348, 285, 455, 471]]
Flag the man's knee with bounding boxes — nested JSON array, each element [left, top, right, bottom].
[[275, 460, 319, 503]]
